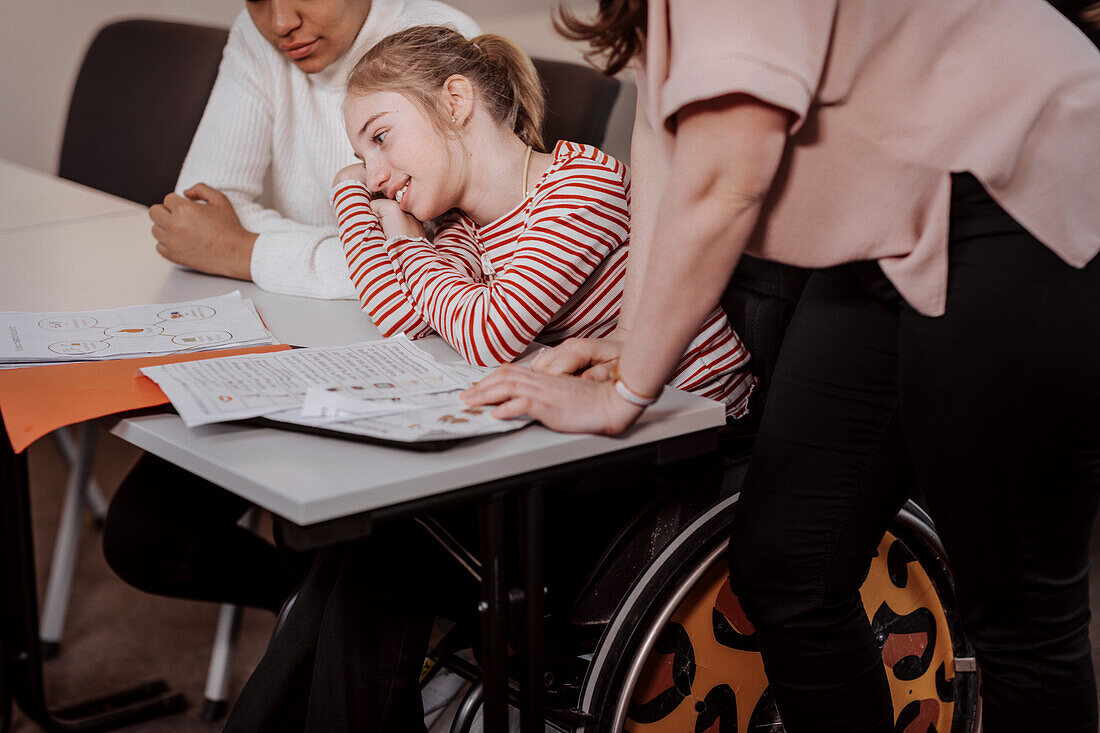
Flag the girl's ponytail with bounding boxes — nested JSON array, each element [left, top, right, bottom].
[[470, 34, 546, 152]]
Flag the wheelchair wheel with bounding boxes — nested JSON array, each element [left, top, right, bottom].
[[576, 496, 979, 732]]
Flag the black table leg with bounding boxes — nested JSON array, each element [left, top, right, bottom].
[[518, 483, 545, 733], [478, 492, 509, 732], [0, 418, 186, 732], [1, 594, 11, 733]]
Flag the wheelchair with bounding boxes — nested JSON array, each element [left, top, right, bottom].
[[573, 486, 978, 732], [427, 256, 981, 733]]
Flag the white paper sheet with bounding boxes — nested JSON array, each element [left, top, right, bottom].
[[142, 336, 469, 427], [141, 336, 530, 442], [264, 400, 525, 442], [0, 291, 274, 365], [299, 359, 495, 419]]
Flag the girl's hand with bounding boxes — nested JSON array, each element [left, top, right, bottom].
[[369, 197, 425, 240], [333, 164, 425, 238], [460, 365, 644, 436], [531, 337, 622, 382], [333, 164, 369, 187]]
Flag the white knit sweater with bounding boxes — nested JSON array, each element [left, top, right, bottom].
[[176, 1, 479, 298]]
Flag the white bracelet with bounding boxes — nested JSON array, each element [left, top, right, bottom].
[[613, 378, 660, 407]]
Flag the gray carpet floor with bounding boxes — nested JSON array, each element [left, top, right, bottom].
[[8, 429, 1100, 731]]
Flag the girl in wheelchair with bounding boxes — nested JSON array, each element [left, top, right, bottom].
[[222, 25, 754, 732], [326, 25, 751, 409]]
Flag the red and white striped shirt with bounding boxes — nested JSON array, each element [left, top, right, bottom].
[[332, 141, 754, 417]]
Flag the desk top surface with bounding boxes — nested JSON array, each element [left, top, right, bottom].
[[3, 162, 726, 526], [113, 390, 721, 526], [0, 209, 385, 349], [0, 159, 139, 235]]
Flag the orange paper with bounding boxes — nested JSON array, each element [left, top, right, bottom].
[[0, 344, 291, 453]]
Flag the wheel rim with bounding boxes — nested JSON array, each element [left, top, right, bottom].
[[616, 531, 967, 732]]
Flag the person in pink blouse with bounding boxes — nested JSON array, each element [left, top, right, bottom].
[[463, 1, 1100, 730]]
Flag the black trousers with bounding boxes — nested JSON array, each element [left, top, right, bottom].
[[102, 454, 300, 612], [728, 175, 1100, 732], [223, 520, 465, 733]]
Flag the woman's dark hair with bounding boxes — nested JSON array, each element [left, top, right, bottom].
[[347, 25, 547, 152], [554, 0, 647, 77]]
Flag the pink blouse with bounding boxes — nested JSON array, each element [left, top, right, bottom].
[[637, 0, 1100, 315]]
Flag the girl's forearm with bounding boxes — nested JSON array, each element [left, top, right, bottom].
[[332, 181, 433, 338]]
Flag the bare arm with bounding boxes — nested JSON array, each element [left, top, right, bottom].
[[616, 94, 789, 399], [616, 93, 665, 336]]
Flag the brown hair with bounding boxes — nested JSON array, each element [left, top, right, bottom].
[[554, 0, 647, 77], [347, 25, 547, 152]]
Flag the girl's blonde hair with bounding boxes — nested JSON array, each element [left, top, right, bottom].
[[347, 25, 547, 152]]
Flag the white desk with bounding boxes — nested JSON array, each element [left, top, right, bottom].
[[0, 162, 725, 733], [0, 167, 724, 529], [0, 159, 139, 235], [113, 390, 721, 527]]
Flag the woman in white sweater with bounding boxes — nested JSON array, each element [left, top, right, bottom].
[[149, 0, 478, 298], [104, 0, 478, 616]]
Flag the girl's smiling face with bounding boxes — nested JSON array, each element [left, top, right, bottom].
[[343, 90, 464, 222]]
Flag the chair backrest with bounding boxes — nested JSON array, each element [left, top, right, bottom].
[[58, 20, 229, 207], [531, 57, 621, 150]]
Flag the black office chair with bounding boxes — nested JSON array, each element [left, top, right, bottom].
[[532, 57, 621, 150], [43, 17, 232, 724], [58, 19, 228, 207]]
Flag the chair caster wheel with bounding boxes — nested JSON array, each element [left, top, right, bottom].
[[201, 698, 228, 722]]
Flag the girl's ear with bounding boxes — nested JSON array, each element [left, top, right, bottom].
[[441, 74, 476, 125]]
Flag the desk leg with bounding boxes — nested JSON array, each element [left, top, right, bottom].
[[0, 423, 186, 732], [518, 484, 545, 733], [478, 492, 509, 732], [1, 592, 10, 733]]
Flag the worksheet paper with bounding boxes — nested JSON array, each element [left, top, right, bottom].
[[0, 291, 274, 366], [139, 336, 529, 442], [263, 401, 526, 442]]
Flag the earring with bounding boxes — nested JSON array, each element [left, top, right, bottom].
[[451, 116, 457, 123]]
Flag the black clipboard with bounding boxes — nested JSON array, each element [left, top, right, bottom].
[[243, 416, 461, 451]]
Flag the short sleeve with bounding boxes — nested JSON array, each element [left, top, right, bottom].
[[657, 0, 837, 133]]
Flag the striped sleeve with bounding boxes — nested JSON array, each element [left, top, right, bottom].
[[331, 180, 434, 339], [428, 211, 483, 281], [381, 158, 630, 366], [668, 307, 756, 419]]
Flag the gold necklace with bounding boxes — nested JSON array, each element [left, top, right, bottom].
[[482, 145, 534, 283], [521, 143, 533, 199]]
